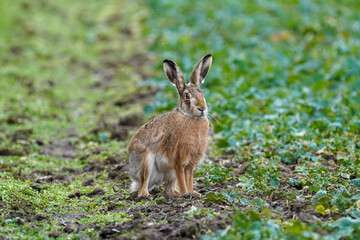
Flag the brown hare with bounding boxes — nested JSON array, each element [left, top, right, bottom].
[[128, 54, 212, 197]]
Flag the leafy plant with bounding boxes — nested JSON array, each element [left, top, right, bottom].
[[196, 163, 233, 187]]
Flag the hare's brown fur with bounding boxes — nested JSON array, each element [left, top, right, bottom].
[[128, 54, 212, 196]]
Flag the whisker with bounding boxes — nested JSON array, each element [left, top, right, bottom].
[[207, 106, 222, 130]]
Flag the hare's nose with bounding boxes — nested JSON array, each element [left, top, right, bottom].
[[197, 107, 205, 112]]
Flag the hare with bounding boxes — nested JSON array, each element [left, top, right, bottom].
[[128, 54, 212, 197]]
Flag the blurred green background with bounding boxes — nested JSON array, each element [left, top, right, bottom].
[[1, 0, 360, 239]]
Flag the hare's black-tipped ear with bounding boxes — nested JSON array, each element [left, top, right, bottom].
[[190, 54, 212, 86], [163, 59, 186, 93]]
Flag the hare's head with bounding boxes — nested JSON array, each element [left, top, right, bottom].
[[163, 54, 212, 119]]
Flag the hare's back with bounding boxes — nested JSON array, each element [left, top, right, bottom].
[[128, 111, 174, 151]]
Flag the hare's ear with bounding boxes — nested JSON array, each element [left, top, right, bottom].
[[163, 59, 186, 93], [190, 54, 212, 87]]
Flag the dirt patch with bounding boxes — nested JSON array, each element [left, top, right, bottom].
[[230, 162, 250, 177], [108, 164, 129, 181], [30, 170, 71, 184], [320, 154, 338, 172], [114, 88, 158, 108], [118, 112, 143, 127], [99, 205, 231, 240], [93, 189, 234, 239], [87, 188, 106, 197], [3, 195, 48, 224], [0, 148, 23, 156], [82, 155, 129, 182], [68, 191, 84, 199], [82, 178, 95, 186], [68, 188, 106, 199], [98, 220, 143, 239], [57, 220, 90, 236], [62, 167, 81, 175], [3, 114, 31, 125], [91, 112, 143, 141], [110, 128, 129, 141], [83, 160, 107, 172], [92, 69, 116, 89], [91, 124, 127, 141], [40, 140, 78, 160], [30, 184, 43, 192], [320, 154, 337, 161], [34, 174, 71, 184], [10, 129, 33, 142], [281, 198, 331, 223]]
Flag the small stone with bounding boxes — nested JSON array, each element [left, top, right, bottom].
[[138, 230, 164, 240], [87, 188, 105, 197], [30, 184, 42, 192], [82, 178, 95, 186]]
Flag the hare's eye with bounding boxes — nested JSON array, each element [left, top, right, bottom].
[[185, 93, 190, 100]]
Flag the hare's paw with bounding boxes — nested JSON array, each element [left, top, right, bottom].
[[166, 189, 180, 197], [192, 191, 201, 197], [137, 190, 150, 197], [182, 192, 201, 200], [172, 190, 181, 197]]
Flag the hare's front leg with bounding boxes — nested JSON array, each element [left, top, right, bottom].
[[164, 176, 180, 197], [174, 163, 187, 195], [185, 166, 194, 192], [185, 166, 200, 196]]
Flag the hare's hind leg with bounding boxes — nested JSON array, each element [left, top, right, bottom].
[[174, 163, 188, 195], [129, 149, 151, 196], [164, 170, 180, 197], [137, 151, 151, 196], [130, 178, 141, 192]]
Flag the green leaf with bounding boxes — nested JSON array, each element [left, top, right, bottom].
[[353, 179, 360, 188], [316, 205, 326, 215], [285, 221, 305, 235], [270, 178, 279, 187], [330, 217, 360, 238], [227, 138, 237, 147], [240, 198, 249, 205], [204, 192, 227, 204], [98, 132, 109, 142], [217, 138, 229, 148]]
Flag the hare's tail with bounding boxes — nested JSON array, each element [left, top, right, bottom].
[[130, 180, 141, 192], [129, 150, 144, 193]]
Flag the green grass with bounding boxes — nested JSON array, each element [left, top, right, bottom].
[[0, 0, 149, 141]]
